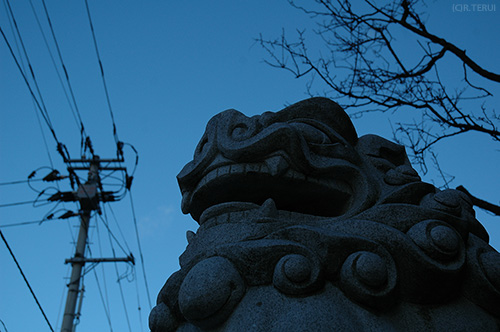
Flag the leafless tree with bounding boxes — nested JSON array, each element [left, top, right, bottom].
[[258, 0, 499, 215]]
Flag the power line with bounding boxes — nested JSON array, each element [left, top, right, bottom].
[[2, 0, 56, 168], [129, 190, 152, 310], [33, 98, 57, 167], [0, 179, 43, 186], [39, 0, 89, 151], [94, 219, 114, 331], [2, 0, 72, 162], [54, 265, 71, 332], [0, 24, 58, 145], [107, 228, 132, 332], [28, 0, 86, 146], [98, 213, 129, 257], [0, 199, 49, 208], [93, 269, 114, 331], [2, 4, 145, 331], [0, 211, 78, 228], [2, 0, 59, 145], [133, 269, 145, 332], [84, 0, 120, 145], [106, 204, 132, 253], [0, 318, 8, 332], [0, 229, 55, 331], [0, 27, 70, 163], [0, 219, 51, 228]]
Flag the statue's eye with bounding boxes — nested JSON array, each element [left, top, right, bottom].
[[289, 122, 332, 144], [195, 135, 209, 158], [231, 123, 249, 140], [289, 121, 350, 156]]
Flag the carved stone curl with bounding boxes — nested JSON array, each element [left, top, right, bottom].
[[339, 250, 396, 308], [273, 253, 323, 295], [150, 98, 500, 331], [177, 257, 245, 329]]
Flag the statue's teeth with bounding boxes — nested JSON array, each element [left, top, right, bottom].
[[265, 155, 289, 176], [256, 198, 278, 220]]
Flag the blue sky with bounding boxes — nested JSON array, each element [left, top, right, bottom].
[[1, 1, 499, 331]]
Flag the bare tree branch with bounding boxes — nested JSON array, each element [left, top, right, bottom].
[[257, 0, 499, 210], [457, 186, 500, 216], [257, 0, 499, 153]]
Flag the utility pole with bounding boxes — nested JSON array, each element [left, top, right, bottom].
[[57, 156, 134, 332]]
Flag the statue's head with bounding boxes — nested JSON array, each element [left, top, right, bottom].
[[178, 97, 423, 223], [150, 98, 499, 332]]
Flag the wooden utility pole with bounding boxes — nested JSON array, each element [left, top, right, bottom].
[[58, 156, 133, 332], [60, 157, 98, 332]]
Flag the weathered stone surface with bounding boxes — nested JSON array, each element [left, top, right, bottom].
[[150, 98, 500, 331]]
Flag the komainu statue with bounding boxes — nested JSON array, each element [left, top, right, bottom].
[[150, 98, 500, 331]]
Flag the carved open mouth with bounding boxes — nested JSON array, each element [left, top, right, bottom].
[[182, 157, 353, 222]]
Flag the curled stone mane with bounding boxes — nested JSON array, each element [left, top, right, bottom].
[[150, 98, 500, 331]]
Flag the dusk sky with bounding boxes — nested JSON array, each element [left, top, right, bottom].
[[1, 1, 499, 331]]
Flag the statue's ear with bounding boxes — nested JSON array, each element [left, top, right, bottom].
[[355, 134, 411, 172]]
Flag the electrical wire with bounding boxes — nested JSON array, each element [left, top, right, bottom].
[[0, 229, 55, 331], [133, 267, 145, 332], [124, 143, 139, 177], [0, 318, 8, 332], [128, 190, 152, 310], [99, 170, 127, 195], [0, 220, 46, 228], [106, 224, 132, 332], [113, 263, 132, 332], [0, 24, 60, 146], [29, 0, 87, 150], [0, 207, 77, 228], [39, 0, 87, 139], [0, 214, 70, 228], [97, 213, 129, 257], [0, 179, 43, 186], [26, 166, 62, 193], [82, 244, 113, 330], [33, 99, 56, 168], [84, 0, 119, 145], [99, 170, 122, 182], [105, 204, 132, 253], [1, 0, 56, 168], [3, 5, 145, 330], [0, 200, 50, 208], [0, 220, 45, 228], [94, 218, 114, 331], [93, 269, 114, 331], [1, 0, 62, 149]]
